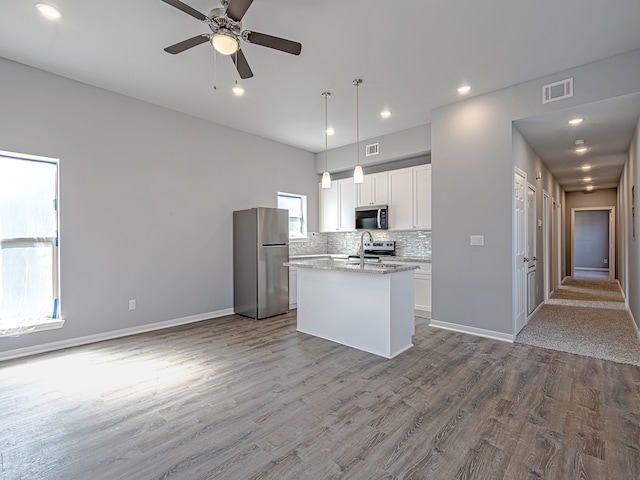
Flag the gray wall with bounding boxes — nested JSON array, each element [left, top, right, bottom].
[[315, 124, 431, 174], [431, 49, 640, 337], [0, 58, 319, 356], [574, 211, 610, 269], [618, 116, 640, 328]]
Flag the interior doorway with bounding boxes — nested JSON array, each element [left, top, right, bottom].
[[571, 207, 615, 281]]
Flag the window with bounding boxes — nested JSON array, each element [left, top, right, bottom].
[[277, 192, 307, 239], [0, 151, 61, 336]]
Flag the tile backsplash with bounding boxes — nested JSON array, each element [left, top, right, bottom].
[[290, 230, 431, 259]]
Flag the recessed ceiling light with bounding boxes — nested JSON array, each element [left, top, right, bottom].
[[586, 185, 595, 191], [36, 3, 62, 19], [568, 118, 583, 125], [232, 83, 245, 96], [575, 146, 588, 154], [380, 110, 391, 119], [583, 177, 593, 183], [326, 127, 335, 136], [574, 139, 584, 146], [457, 85, 471, 95], [580, 164, 592, 171]]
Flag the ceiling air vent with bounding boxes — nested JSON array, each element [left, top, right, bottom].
[[542, 78, 573, 104], [365, 142, 379, 157]]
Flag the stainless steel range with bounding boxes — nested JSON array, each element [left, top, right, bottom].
[[348, 241, 396, 262]]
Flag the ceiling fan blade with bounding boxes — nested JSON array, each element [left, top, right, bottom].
[[225, 0, 254, 22], [161, 0, 208, 22], [231, 49, 254, 79], [164, 35, 210, 54], [243, 31, 302, 56]]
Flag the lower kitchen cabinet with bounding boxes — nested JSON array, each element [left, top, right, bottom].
[[289, 266, 297, 309], [414, 263, 431, 318], [386, 261, 431, 317]]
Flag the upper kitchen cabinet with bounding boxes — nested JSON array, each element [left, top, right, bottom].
[[319, 178, 357, 232], [413, 164, 432, 230], [388, 164, 431, 230], [357, 172, 389, 207]]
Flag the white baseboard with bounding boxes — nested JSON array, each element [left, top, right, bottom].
[[0, 308, 235, 362], [429, 319, 513, 343], [415, 306, 431, 318]]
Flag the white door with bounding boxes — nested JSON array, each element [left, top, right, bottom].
[[514, 169, 527, 334], [527, 184, 537, 315]]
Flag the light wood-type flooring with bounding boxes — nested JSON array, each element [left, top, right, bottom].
[[1, 313, 639, 479]]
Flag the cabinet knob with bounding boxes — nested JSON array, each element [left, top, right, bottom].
[[533, 256, 538, 261], [524, 257, 529, 262]]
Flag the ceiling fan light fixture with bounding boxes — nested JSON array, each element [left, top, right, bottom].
[[211, 31, 239, 55], [36, 3, 62, 19]]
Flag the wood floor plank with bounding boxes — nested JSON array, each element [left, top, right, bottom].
[[1, 310, 638, 479]]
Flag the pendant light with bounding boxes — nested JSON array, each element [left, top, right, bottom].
[[321, 91, 332, 189], [353, 78, 364, 183]]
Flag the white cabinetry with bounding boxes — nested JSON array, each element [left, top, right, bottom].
[[319, 179, 357, 232], [388, 167, 414, 230], [358, 172, 389, 206], [413, 263, 431, 318], [385, 261, 431, 317], [388, 164, 431, 230]]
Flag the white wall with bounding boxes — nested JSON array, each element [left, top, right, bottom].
[[0, 58, 318, 357], [431, 49, 640, 338]]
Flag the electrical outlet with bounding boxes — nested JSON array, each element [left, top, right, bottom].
[[129, 299, 136, 310], [604, 259, 608, 264]]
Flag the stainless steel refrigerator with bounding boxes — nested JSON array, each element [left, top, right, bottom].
[[233, 207, 289, 319]]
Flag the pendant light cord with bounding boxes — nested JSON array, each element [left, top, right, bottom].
[[355, 79, 360, 167], [324, 92, 329, 171]]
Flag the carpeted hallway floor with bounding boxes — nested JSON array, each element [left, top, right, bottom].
[[515, 277, 640, 366]]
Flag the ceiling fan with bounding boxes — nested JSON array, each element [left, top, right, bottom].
[[161, 0, 302, 79]]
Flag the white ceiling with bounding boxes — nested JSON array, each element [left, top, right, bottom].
[[1, 0, 640, 191]]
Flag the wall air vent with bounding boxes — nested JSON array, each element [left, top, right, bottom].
[[365, 142, 379, 157], [542, 78, 573, 104]]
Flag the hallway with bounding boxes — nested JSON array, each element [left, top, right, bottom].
[[516, 277, 640, 366]]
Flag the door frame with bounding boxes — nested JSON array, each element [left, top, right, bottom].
[[543, 190, 550, 300], [570, 206, 616, 281]]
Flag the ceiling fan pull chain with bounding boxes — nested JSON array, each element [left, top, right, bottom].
[[213, 49, 218, 90]]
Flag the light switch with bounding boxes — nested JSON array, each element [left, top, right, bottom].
[[470, 235, 484, 246]]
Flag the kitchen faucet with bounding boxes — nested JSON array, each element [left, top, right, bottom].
[[359, 231, 374, 268]]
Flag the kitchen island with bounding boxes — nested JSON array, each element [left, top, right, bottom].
[[285, 258, 418, 358]]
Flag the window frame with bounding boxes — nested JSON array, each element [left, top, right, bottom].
[[277, 192, 308, 240], [0, 150, 63, 337]]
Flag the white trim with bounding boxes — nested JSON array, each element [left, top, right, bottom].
[[0, 319, 65, 338], [429, 319, 513, 343], [570, 206, 616, 281], [415, 306, 431, 318], [527, 300, 545, 320], [0, 308, 234, 362]]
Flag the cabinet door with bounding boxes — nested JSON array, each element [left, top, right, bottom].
[[413, 164, 431, 229], [357, 175, 375, 206], [372, 171, 389, 205], [388, 167, 413, 230], [338, 179, 357, 230], [414, 264, 431, 317], [319, 182, 339, 232]]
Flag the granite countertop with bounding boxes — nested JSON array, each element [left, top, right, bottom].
[[285, 258, 419, 275], [290, 254, 431, 264]]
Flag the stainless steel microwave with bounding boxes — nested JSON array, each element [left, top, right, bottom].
[[355, 205, 388, 230]]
